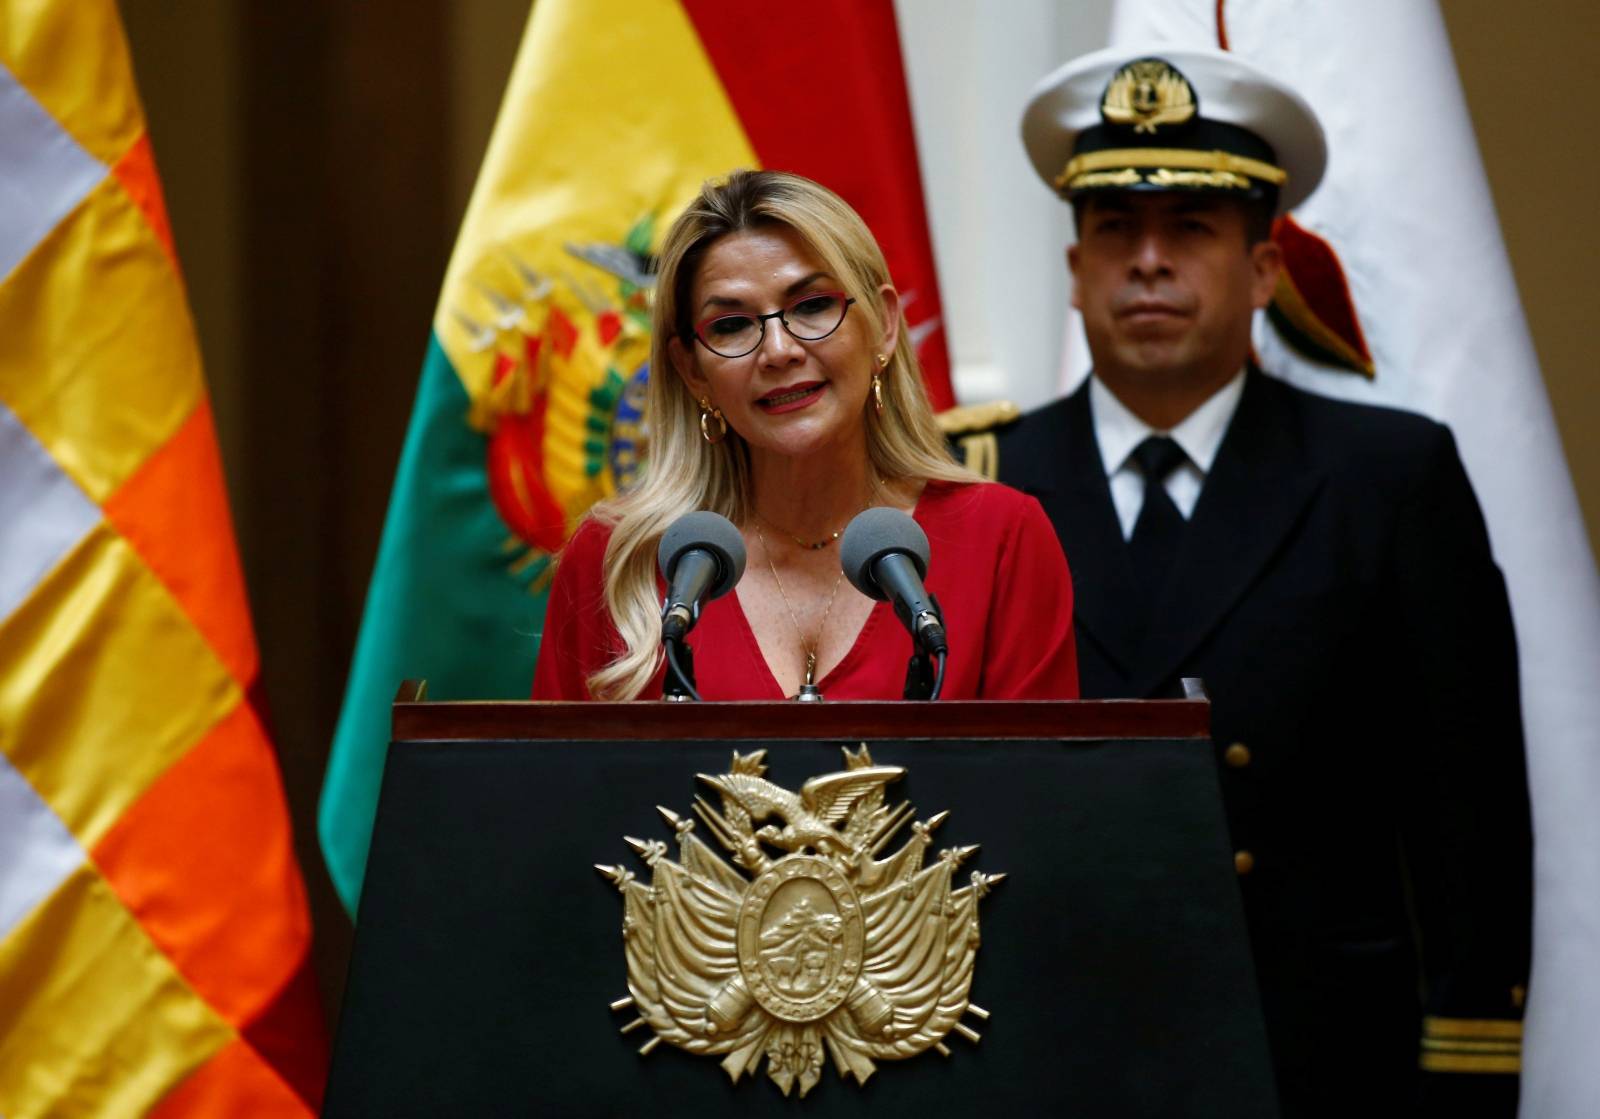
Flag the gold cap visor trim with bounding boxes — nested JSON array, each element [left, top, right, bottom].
[[1056, 147, 1288, 192]]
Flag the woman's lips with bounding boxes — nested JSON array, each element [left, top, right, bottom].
[[757, 382, 826, 414]]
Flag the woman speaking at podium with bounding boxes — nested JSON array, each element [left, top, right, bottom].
[[532, 171, 1077, 702]]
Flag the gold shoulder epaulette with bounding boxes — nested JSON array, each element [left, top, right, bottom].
[[935, 400, 1021, 436]]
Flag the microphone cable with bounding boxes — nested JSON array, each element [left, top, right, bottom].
[[663, 638, 702, 703], [929, 649, 946, 701]]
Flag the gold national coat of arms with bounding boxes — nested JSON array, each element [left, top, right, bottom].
[[596, 746, 1003, 1098]]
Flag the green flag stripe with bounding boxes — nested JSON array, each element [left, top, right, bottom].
[[318, 333, 547, 915]]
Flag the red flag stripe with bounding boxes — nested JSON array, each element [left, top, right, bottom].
[[90, 701, 312, 1029], [102, 397, 261, 689], [111, 130, 178, 269], [681, 0, 955, 409]]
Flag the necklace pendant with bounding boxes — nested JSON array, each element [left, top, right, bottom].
[[804, 651, 817, 686]]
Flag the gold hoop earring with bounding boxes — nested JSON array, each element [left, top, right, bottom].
[[699, 396, 727, 444], [872, 354, 888, 417]]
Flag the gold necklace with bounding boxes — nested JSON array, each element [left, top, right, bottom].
[[755, 479, 884, 551], [752, 522, 847, 688], [758, 517, 843, 551]]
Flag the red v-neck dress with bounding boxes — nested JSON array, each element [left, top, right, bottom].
[[531, 481, 1079, 701]]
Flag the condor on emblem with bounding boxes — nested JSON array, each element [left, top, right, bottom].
[[595, 746, 1003, 1097]]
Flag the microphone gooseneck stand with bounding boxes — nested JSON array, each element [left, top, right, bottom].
[[899, 591, 948, 700], [903, 648, 946, 701], [662, 638, 700, 702]]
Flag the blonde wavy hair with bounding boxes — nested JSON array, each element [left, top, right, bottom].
[[582, 169, 974, 700]]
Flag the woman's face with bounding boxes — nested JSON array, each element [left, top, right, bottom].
[[669, 224, 898, 467]]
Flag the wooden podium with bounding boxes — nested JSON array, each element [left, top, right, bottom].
[[324, 686, 1278, 1117]]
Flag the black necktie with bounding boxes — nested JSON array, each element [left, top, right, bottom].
[[1128, 435, 1188, 592]]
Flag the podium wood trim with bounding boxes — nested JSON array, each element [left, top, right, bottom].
[[391, 680, 1210, 742]]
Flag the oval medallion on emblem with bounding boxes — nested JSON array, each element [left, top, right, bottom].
[[738, 855, 864, 1022]]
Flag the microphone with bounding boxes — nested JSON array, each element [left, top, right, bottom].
[[840, 508, 948, 656], [657, 511, 746, 643]]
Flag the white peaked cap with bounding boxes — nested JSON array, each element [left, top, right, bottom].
[[1021, 44, 1328, 213]]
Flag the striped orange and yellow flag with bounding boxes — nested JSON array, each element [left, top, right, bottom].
[[0, 3, 327, 1115]]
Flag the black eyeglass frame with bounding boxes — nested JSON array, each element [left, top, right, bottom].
[[690, 292, 857, 359]]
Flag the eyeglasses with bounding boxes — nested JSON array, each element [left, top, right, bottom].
[[692, 291, 856, 358]]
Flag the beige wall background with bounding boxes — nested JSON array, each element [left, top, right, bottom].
[[1448, 0, 1600, 552], [119, 0, 1598, 1023]]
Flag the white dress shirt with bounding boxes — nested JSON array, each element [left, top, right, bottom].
[[1089, 371, 1247, 540]]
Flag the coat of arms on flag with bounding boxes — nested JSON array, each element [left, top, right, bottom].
[[456, 217, 659, 572]]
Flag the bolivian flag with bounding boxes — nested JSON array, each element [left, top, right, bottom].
[[320, 0, 955, 915], [0, 2, 326, 1114]]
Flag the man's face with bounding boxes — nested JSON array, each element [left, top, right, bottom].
[[1069, 193, 1281, 393]]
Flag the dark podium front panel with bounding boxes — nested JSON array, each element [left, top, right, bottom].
[[326, 701, 1276, 1117]]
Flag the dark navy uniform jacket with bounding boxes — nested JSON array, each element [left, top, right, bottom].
[[961, 368, 1532, 1118]]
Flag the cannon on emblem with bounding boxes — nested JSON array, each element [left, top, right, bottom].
[[705, 973, 756, 1036], [845, 976, 894, 1037]]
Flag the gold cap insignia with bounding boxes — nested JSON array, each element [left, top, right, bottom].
[[596, 746, 1003, 1097], [1101, 58, 1196, 135]]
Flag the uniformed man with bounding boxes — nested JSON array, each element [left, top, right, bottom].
[[956, 46, 1533, 1116]]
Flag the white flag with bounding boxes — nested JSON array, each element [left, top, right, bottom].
[[1085, 2, 1600, 1114]]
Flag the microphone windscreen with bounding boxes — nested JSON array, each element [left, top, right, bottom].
[[840, 507, 930, 601], [657, 511, 747, 599]]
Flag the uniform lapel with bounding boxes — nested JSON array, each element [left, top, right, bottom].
[[1021, 385, 1146, 679], [1131, 369, 1325, 695]]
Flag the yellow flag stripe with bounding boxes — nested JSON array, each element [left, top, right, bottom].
[[434, 0, 757, 395], [0, 176, 203, 502], [0, 864, 233, 1118], [0, 525, 239, 849], [0, 0, 144, 168]]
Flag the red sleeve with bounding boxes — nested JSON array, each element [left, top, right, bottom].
[[980, 494, 1079, 699], [531, 519, 617, 700]]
